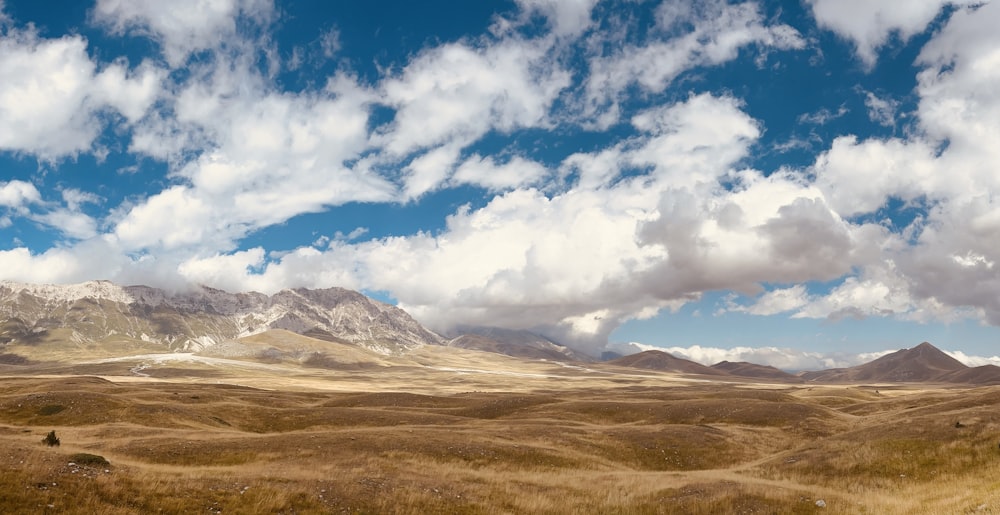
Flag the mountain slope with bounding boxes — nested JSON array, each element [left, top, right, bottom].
[[0, 281, 441, 356], [608, 350, 727, 376], [937, 364, 1000, 385], [447, 326, 590, 362], [711, 361, 804, 382], [800, 342, 967, 383]]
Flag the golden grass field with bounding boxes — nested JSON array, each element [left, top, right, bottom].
[[2, 339, 1000, 513]]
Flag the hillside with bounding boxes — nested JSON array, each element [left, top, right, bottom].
[[608, 350, 727, 376], [447, 327, 590, 362], [0, 280, 441, 358], [2, 281, 997, 387], [711, 361, 804, 382], [800, 342, 968, 383]]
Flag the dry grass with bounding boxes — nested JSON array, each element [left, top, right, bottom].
[[1, 373, 999, 513]]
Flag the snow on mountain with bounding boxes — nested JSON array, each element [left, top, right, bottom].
[[0, 281, 442, 354], [0, 280, 135, 304]]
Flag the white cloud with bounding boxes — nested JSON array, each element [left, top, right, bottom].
[[0, 238, 131, 285], [792, 266, 918, 321], [511, 0, 599, 37], [5, 0, 1000, 360], [177, 248, 267, 293], [812, 135, 939, 216], [114, 186, 216, 250], [179, 93, 890, 356], [451, 154, 548, 191], [0, 183, 101, 241], [0, 26, 161, 160], [945, 350, 1000, 367], [727, 285, 810, 316], [60, 189, 102, 211], [583, 1, 804, 126], [0, 180, 41, 209], [92, 60, 165, 123], [92, 0, 275, 67], [319, 26, 341, 58], [801, 1, 1000, 329], [377, 37, 571, 158], [797, 105, 849, 125], [33, 210, 99, 240], [609, 341, 895, 371], [401, 144, 463, 200], [119, 54, 393, 253], [806, 0, 978, 67], [863, 91, 900, 127]]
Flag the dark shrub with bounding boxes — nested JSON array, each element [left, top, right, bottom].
[[70, 453, 110, 467], [42, 430, 60, 447]]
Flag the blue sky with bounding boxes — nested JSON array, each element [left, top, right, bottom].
[[2, 0, 1000, 368]]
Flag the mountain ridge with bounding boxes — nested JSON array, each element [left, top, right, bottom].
[[799, 342, 974, 383], [0, 280, 441, 354], [607, 350, 727, 376], [1, 281, 996, 385]]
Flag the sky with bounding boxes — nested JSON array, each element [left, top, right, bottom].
[[1, 0, 1000, 368]]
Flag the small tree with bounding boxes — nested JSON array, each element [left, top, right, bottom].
[[42, 430, 60, 447]]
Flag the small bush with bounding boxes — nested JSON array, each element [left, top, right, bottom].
[[42, 430, 60, 447], [38, 404, 65, 416], [69, 453, 110, 467]]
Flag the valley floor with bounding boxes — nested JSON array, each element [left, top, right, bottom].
[[2, 352, 1000, 514]]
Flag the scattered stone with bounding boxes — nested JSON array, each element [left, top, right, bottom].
[[815, 499, 827, 508]]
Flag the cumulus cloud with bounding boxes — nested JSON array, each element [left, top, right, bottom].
[[0, 180, 40, 209], [725, 285, 810, 316], [0, 26, 161, 160], [92, 0, 275, 67], [7, 0, 1000, 359], [0, 180, 40, 228], [172, 93, 890, 356], [0, 237, 132, 285], [806, 0, 978, 68], [451, 155, 549, 191], [0, 182, 103, 240], [119, 55, 393, 253], [376, 37, 571, 159], [510, 0, 600, 37], [945, 350, 1000, 367], [801, 1, 1000, 328]]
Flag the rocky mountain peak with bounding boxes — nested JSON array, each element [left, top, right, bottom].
[[0, 281, 442, 354]]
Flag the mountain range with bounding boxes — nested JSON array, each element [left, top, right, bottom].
[[1, 280, 997, 384], [610, 344, 1000, 384]]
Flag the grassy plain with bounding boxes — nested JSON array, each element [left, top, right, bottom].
[[1, 348, 1000, 513]]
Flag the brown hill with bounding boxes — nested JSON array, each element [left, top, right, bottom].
[[608, 350, 727, 376], [448, 334, 582, 361], [801, 342, 967, 383], [711, 361, 803, 382], [938, 364, 1000, 385]]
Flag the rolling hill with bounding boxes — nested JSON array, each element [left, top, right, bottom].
[[800, 342, 970, 383], [607, 350, 727, 376], [710, 361, 804, 382]]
